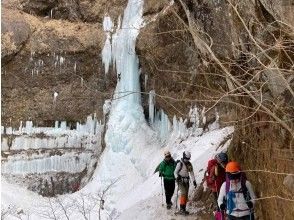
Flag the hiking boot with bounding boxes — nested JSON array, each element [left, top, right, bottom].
[[166, 201, 173, 209], [178, 209, 189, 215], [179, 205, 189, 215]]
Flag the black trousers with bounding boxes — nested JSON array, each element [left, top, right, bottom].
[[212, 191, 220, 211], [163, 179, 175, 205]]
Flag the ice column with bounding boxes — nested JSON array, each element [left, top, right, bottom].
[[111, 0, 144, 104], [102, 16, 114, 74], [189, 105, 200, 128], [148, 90, 156, 125], [153, 109, 171, 141], [104, 0, 145, 153]]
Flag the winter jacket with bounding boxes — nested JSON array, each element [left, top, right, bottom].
[[174, 159, 195, 182], [159, 158, 177, 180], [218, 180, 256, 217]]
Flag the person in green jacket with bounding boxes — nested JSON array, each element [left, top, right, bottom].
[[158, 150, 177, 209]]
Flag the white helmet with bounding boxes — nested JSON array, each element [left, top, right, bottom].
[[183, 151, 191, 160]]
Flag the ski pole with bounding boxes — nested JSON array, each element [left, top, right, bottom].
[[175, 182, 179, 210], [161, 176, 164, 206], [249, 207, 253, 220]]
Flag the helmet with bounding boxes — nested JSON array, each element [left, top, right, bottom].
[[183, 151, 191, 160], [164, 150, 171, 157], [225, 161, 241, 173], [215, 152, 228, 164]]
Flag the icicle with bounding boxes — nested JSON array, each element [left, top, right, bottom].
[[60, 121, 67, 130], [30, 53, 33, 62], [6, 127, 13, 135], [103, 99, 112, 115], [144, 74, 148, 89], [19, 121, 23, 134], [25, 121, 33, 134], [102, 34, 112, 74], [158, 110, 171, 141], [102, 16, 114, 74], [1, 153, 92, 174], [60, 56, 65, 65], [55, 121, 59, 129], [209, 109, 220, 131], [148, 90, 155, 125], [74, 61, 77, 73], [103, 16, 114, 32], [81, 77, 84, 87], [53, 92, 58, 104], [189, 105, 200, 128]]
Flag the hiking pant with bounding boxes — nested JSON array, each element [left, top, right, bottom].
[[178, 181, 189, 206], [163, 179, 175, 205], [212, 191, 220, 211], [227, 214, 255, 220]]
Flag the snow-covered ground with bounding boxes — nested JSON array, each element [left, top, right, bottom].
[[1, 126, 233, 219]]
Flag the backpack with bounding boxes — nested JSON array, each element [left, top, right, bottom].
[[225, 172, 249, 198], [176, 160, 183, 172], [205, 159, 218, 189], [224, 172, 251, 213], [176, 159, 193, 172]]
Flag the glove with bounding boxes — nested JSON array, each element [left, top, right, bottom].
[[193, 180, 197, 188], [176, 176, 181, 182], [220, 203, 226, 211], [246, 201, 253, 209]]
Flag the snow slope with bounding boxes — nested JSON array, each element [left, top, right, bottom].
[[1, 126, 233, 219]]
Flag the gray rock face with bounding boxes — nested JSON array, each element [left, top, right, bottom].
[[259, 0, 294, 24], [283, 175, 294, 193], [1, 9, 31, 63], [264, 69, 289, 98]]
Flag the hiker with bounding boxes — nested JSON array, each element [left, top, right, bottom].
[[218, 161, 256, 220], [205, 152, 228, 211], [158, 150, 177, 209], [174, 151, 197, 215]]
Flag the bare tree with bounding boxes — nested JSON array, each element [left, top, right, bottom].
[[71, 177, 121, 220], [35, 198, 61, 220], [32, 177, 120, 220], [1, 205, 29, 220], [55, 198, 74, 220]]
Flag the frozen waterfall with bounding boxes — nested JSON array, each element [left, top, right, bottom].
[[103, 0, 146, 154]]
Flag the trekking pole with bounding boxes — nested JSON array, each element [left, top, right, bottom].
[[175, 182, 179, 211], [161, 176, 164, 206], [215, 181, 224, 220], [249, 202, 253, 220]]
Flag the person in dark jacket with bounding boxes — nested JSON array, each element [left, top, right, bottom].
[[158, 150, 177, 209]]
